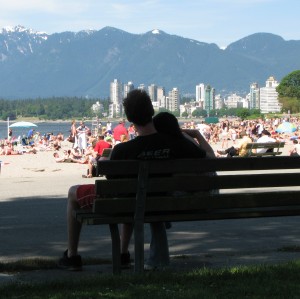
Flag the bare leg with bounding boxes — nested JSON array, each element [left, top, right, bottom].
[[67, 185, 82, 257], [88, 161, 93, 176], [121, 223, 133, 254]]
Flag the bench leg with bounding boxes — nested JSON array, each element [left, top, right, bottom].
[[134, 220, 144, 273], [109, 224, 121, 274]]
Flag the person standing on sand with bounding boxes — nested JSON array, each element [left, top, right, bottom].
[[70, 120, 78, 148], [76, 121, 89, 155], [8, 128, 12, 141]]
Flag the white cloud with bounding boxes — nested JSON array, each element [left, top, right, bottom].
[[0, 0, 56, 13]]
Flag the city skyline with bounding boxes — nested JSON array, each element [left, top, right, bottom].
[[0, 0, 299, 49], [108, 75, 281, 116]]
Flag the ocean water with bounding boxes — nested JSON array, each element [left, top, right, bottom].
[[0, 120, 118, 140], [0, 119, 191, 140]]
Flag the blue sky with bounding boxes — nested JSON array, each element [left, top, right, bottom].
[[0, 0, 299, 48]]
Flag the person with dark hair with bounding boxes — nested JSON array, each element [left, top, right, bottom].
[[58, 89, 206, 271], [255, 129, 276, 154], [289, 139, 300, 156], [153, 112, 215, 158], [152, 112, 182, 137]]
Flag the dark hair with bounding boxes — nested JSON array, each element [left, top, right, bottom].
[[262, 129, 271, 136], [153, 112, 182, 138], [123, 89, 154, 126]]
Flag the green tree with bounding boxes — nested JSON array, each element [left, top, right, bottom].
[[158, 107, 171, 113], [236, 108, 250, 119], [277, 70, 300, 98], [192, 109, 207, 118], [172, 110, 180, 117], [277, 70, 300, 113], [181, 111, 189, 118]]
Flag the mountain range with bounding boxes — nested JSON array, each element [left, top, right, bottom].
[[0, 25, 300, 99]]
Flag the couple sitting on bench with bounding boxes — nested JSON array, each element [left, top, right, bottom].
[[58, 89, 213, 271]]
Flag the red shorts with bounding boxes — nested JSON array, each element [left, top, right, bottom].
[[77, 184, 96, 209]]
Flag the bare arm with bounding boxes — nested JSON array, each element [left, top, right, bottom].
[[182, 129, 216, 158]]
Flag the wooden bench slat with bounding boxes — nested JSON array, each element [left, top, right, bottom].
[[95, 172, 300, 196], [142, 206, 300, 222], [246, 142, 285, 149], [89, 191, 300, 215], [97, 156, 300, 175], [248, 152, 282, 157]]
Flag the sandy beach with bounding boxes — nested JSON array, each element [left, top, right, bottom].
[[0, 139, 293, 198], [0, 141, 92, 199]]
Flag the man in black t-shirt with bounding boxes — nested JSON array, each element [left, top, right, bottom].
[[58, 89, 206, 271], [113, 92, 206, 270]]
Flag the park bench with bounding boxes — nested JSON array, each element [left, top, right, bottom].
[[75, 156, 300, 274], [245, 141, 285, 157]]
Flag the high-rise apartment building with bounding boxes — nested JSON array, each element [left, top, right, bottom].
[[123, 81, 134, 99], [167, 88, 180, 112], [148, 84, 158, 102], [196, 83, 205, 102], [249, 83, 260, 109], [260, 76, 281, 114], [204, 85, 215, 115], [137, 84, 146, 91], [226, 93, 243, 109], [109, 79, 123, 118], [157, 86, 165, 108], [196, 83, 205, 109], [214, 94, 224, 110]]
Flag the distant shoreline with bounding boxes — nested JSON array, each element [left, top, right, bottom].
[[0, 118, 112, 124]]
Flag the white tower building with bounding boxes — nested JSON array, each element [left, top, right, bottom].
[[259, 76, 281, 114], [167, 88, 180, 112], [196, 83, 205, 109], [109, 79, 123, 118]]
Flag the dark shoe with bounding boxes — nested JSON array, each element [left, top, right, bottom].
[[165, 222, 172, 229], [144, 264, 158, 271], [121, 252, 131, 269], [144, 264, 169, 271], [58, 250, 82, 271]]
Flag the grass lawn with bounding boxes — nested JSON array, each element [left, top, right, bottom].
[[1, 259, 300, 299]]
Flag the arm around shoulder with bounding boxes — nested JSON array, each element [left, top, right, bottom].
[[182, 129, 215, 158]]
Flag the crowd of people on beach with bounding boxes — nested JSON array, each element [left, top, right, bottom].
[[1, 114, 300, 160], [181, 116, 300, 157], [0, 128, 65, 155]]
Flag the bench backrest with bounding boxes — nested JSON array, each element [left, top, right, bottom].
[[95, 157, 300, 217], [245, 142, 285, 157], [245, 142, 285, 150]]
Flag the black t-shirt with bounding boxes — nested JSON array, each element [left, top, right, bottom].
[[110, 132, 206, 161]]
